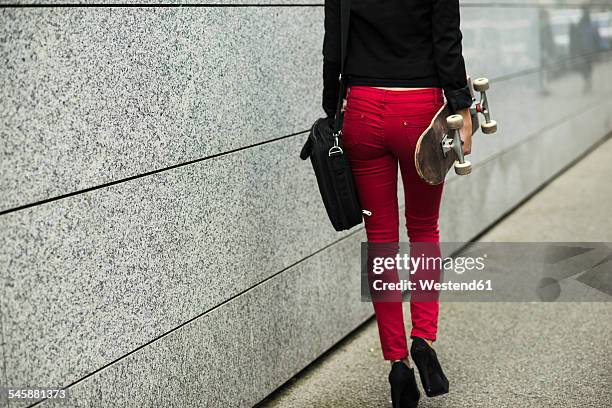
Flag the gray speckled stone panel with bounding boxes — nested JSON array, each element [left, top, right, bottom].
[[0, 135, 356, 393], [0, 7, 322, 211], [33, 230, 371, 408], [461, 6, 540, 80], [0, 313, 6, 408], [440, 100, 612, 242], [447, 55, 612, 185]]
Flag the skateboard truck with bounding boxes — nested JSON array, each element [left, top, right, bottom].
[[441, 77, 498, 176], [442, 115, 472, 175], [470, 78, 498, 134]]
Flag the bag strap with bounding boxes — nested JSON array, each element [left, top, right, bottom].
[[332, 0, 351, 142]]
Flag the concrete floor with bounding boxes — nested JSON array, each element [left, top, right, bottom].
[[258, 136, 612, 407]]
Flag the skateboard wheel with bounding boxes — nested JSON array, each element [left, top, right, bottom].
[[446, 114, 463, 130], [481, 120, 498, 134], [454, 160, 472, 176], [473, 78, 490, 92]]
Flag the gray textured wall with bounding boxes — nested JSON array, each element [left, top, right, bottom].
[[1, 1, 612, 407]]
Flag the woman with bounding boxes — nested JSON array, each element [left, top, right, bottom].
[[322, 1, 473, 407]]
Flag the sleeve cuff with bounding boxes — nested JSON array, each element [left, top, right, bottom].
[[444, 84, 473, 113]]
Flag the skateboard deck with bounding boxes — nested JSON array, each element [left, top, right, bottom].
[[414, 103, 480, 185]]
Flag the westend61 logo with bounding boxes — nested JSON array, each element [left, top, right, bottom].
[[362, 242, 612, 302], [372, 253, 487, 275], [369, 253, 492, 293]]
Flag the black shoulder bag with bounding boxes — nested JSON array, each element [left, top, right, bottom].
[[299, 0, 363, 231]]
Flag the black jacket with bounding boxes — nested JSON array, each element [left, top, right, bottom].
[[322, 0, 473, 117]]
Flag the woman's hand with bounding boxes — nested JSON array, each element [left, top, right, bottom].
[[456, 108, 473, 155]]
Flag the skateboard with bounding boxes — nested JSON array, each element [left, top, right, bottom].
[[415, 77, 498, 185]]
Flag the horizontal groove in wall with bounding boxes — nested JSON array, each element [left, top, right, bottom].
[[0, 130, 307, 216], [2, 48, 608, 217], [495, 49, 612, 83], [2, 1, 612, 9]]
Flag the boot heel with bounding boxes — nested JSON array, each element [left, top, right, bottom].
[[389, 362, 420, 408], [410, 337, 449, 397]]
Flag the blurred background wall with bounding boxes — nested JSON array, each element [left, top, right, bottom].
[[1, 1, 611, 406]]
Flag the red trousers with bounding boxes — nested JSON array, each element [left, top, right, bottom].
[[342, 85, 444, 360]]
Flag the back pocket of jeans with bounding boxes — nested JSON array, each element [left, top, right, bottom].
[[341, 111, 364, 146]]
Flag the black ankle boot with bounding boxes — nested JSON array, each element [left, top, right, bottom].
[[410, 337, 449, 397], [389, 361, 420, 408]]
